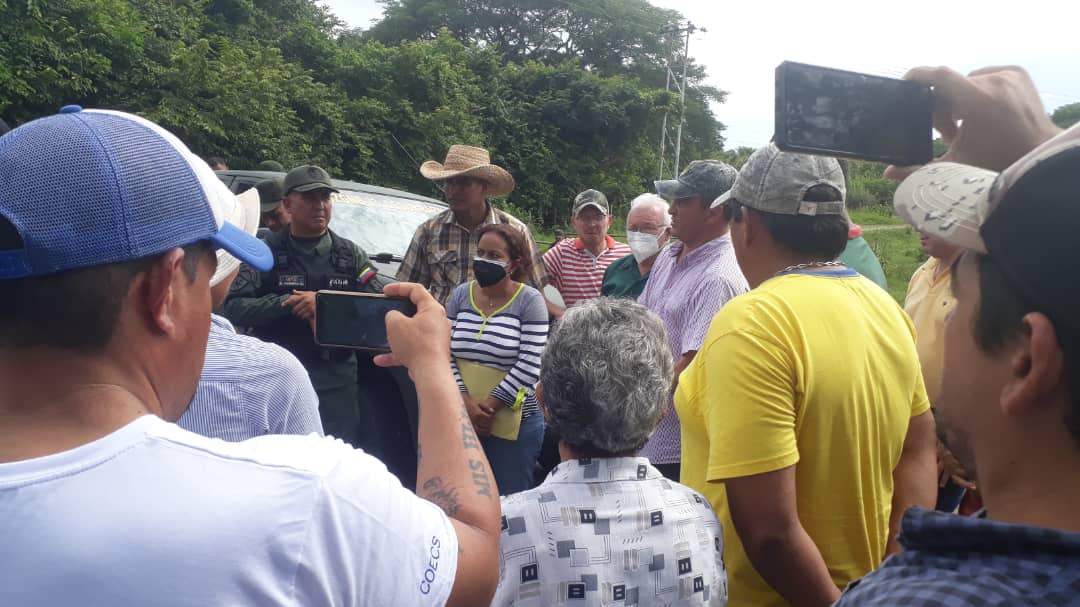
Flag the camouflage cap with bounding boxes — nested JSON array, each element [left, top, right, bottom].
[[258, 160, 284, 172], [655, 160, 737, 205], [254, 177, 284, 213], [572, 189, 609, 216], [712, 144, 845, 215], [283, 165, 339, 195]]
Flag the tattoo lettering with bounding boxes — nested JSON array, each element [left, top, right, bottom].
[[462, 419, 481, 451], [468, 458, 493, 497], [420, 477, 462, 516], [460, 404, 482, 451]]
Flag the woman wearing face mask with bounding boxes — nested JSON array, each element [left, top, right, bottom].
[[446, 224, 549, 495], [601, 194, 672, 299]]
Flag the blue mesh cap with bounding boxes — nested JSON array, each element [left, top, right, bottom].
[[0, 106, 273, 279]]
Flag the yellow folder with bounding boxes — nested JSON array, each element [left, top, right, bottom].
[[455, 358, 524, 441]]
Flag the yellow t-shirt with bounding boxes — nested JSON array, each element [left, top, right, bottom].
[[676, 270, 930, 607], [904, 257, 957, 402]]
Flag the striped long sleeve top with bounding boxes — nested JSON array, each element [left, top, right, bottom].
[[446, 281, 548, 418]]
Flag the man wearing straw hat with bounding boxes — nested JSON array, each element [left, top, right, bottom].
[[399, 145, 548, 305]]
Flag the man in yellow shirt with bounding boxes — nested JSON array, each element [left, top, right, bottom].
[[905, 232, 962, 401], [906, 232, 975, 514], [678, 144, 938, 607]]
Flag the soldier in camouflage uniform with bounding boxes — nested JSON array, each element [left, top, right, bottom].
[[224, 165, 387, 446]]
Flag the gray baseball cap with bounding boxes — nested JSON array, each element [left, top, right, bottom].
[[284, 165, 339, 195], [572, 189, 609, 215], [712, 144, 845, 215], [655, 160, 737, 204]]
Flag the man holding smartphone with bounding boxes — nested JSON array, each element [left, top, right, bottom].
[[223, 164, 385, 447], [0, 108, 501, 606], [836, 65, 1080, 607]]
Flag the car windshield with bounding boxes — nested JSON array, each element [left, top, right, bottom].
[[329, 190, 442, 257]]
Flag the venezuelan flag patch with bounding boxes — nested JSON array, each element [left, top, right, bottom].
[[358, 266, 377, 286]]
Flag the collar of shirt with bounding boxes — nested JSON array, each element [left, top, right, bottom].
[[572, 234, 617, 253], [900, 507, 1080, 558], [544, 456, 663, 484], [442, 203, 498, 229], [210, 313, 235, 333], [665, 232, 732, 267]]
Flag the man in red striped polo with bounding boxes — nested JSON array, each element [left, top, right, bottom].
[[543, 189, 631, 316]]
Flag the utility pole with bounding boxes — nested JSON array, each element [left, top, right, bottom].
[[657, 21, 700, 181]]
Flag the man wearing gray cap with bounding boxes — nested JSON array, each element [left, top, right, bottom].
[[637, 160, 748, 481], [542, 189, 631, 314], [224, 165, 385, 447], [678, 145, 937, 607]]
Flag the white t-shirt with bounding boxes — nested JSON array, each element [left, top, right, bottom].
[[0, 415, 458, 606]]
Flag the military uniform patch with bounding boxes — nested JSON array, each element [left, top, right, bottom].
[[326, 276, 350, 290], [278, 274, 307, 289]]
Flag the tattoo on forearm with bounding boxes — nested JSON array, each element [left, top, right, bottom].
[[462, 419, 481, 451], [460, 405, 482, 451], [419, 477, 461, 516], [468, 459, 493, 497]]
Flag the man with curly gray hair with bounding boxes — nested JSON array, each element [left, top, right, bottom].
[[490, 298, 728, 606]]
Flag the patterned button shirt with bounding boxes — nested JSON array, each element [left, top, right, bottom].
[[396, 203, 548, 305], [835, 507, 1080, 606], [637, 235, 748, 465], [493, 457, 728, 606]]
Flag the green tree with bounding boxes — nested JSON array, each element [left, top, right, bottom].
[[369, 0, 678, 77], [0, 0, 728, 229], [366, 0, 727, 162], [1051, 102, 1080, 130], [0, 0, 148, 122]]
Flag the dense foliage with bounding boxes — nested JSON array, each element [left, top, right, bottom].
[[0, 0, 728, 225]]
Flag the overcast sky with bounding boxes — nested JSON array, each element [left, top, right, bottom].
[[322, 0, 1080, 148]]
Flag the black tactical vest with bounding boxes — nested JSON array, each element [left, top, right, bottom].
[[254, 228, 361, 364]]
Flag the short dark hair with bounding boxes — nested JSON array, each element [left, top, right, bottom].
[[206, 156, 226, 167], [0, 222, 212, 354], [725, 185, 848, 260], [476, 223, 533, 282], [970, 253, 1080, 445]]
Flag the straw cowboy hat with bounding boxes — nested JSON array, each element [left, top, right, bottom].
[[420, 145, 516, 197]]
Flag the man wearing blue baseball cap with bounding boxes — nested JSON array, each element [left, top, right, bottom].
[[0, 107, 500, 606]]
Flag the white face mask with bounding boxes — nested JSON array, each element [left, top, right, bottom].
[[626, 230, 663, 263]]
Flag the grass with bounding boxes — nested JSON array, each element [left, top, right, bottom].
[[862, 225, 926, 303], [849, 204, 906, 226]]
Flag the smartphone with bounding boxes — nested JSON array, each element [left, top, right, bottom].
[[314, 291, 417, 352], [775, 61, 933, 166]]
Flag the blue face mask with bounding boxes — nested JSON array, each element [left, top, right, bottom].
[[473, 257, 508, 287]]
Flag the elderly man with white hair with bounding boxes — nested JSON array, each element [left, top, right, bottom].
[[491, 297, 728, 607], [601, 194, 672, 300]]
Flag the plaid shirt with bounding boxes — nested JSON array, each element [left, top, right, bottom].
[[396, 204, 548, 305], [836, 507, 1080, 606]]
